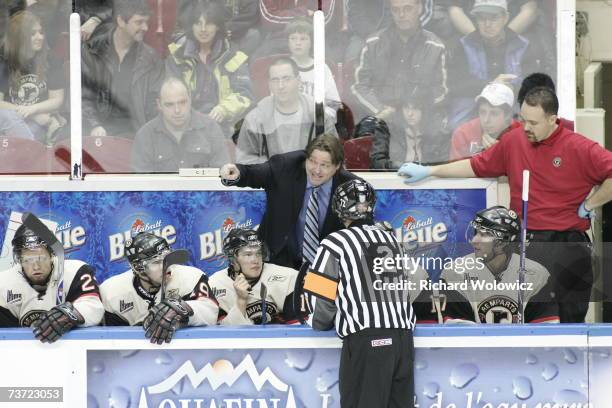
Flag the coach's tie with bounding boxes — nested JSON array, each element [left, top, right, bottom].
[[303, 187, 320, 264]]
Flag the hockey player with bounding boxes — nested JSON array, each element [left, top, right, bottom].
[[210, 228, 300, 325], [0, 224, 104, 343], [100, 232, 218, 344], [441, 206, 559, 324]]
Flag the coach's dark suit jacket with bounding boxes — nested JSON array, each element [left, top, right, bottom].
[[234, 150, 358, 269]]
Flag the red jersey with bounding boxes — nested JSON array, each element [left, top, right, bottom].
[[450, 118, 521, 161], [470, 121, 612, 231]]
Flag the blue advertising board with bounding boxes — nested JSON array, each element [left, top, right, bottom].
[[0, 188, 486, 282]]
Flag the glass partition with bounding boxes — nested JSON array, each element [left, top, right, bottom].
[[333, 0, 558, 171], [0, 0, 71, 174]]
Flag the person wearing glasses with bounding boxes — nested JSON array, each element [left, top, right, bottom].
[[235, 57, 337, 164]]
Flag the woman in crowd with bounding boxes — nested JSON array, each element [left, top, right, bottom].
[[0, 10, 66, 144], [166, 1, 252, 134]]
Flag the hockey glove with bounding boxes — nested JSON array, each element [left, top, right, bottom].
[[397, 162, 431, 184], [143, 298, 194, 344], [32, 302, 85, 343]]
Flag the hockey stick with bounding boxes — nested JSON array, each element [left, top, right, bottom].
[[517, 170, 530, 324], [161, 249, 190, 302], [293, 261, 311, 324], [21, 212, 65, 305], [260, 283, 268, 326]]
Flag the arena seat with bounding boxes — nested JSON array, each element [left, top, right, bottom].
[[55, 136, 134, 173], [343, 135, 372, 170], [0, 138, 54, 174], [144, 0, 178, 57]]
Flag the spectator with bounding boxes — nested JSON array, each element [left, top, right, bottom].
[[253, 0, 340, 59], [177, 0, 261, 54], [445, 0, 538, 37], [350, 0, 448, 132], [286, 18, 340, 121], [450, 82, 520, 160], [166, 1, 252, 134], [131, 77, 229, 172], [81, 0, 164, 138], [370, 87, 449, 169], [441, 206, 559, 324], [235, 57, 337, 164], [220, 134, 357, 269], [0, 11, 66, 144], [399, 87, 612, 323], [447, 0, 554, 129], [517, 72, 573, 131]]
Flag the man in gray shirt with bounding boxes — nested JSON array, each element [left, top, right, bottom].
[[131, 77, 230, 172], [236, 57, 337, 164]]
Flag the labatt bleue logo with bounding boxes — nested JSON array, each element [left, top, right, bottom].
[[109, 218, 177, 261]]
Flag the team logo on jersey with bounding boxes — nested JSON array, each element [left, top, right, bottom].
[[552, 157, 562, 167], [166, 289, 180, 299], [478, 295, 519, 324], [246, 301, 279, 324], [212, 288, 226, 298], [20, 310, 46, 327], [267, 275, 287, 283], [6, 290, 22, 304], [119, 300, 134, 313]]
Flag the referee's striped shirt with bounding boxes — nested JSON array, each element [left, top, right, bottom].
[[306, 220, 415, 338]]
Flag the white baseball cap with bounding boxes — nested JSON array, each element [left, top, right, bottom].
[[475, 83, 515, 108], [471, 0, 508, 15]]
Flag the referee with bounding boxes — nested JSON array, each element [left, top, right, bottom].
[[303, 179, 415, 408]]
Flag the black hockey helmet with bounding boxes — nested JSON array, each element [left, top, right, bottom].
[[223, 228, 266, 260], [223, 228, 267, 278], [332, 179, 376, 221], [12, 224, 53, 258], [469, 206, 521, 242], [354, 115, 390, 139], [124, 232, 171, 274]]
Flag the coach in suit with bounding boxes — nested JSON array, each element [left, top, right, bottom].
[[220, 134, 358, 269]]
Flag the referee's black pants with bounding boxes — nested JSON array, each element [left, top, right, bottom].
[[339, 328, 414, 408], [527, 230, 593, 323]]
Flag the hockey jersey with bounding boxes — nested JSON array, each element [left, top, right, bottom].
[[209, 263, 298, 325], [0, 259, 103, 327], [440, 253, 558, 324], [100, 265, 218, 327]]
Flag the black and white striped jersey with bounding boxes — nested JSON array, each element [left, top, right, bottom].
[[307, 220, 416, 338]]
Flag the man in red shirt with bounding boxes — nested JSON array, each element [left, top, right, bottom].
[[398, 87, 612, 323]]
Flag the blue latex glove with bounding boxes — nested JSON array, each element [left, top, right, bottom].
[[397, 162, 431, 183], [578, 201, 594, 219]]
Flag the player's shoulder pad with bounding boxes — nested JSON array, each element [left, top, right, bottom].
[[208, 268, 231, 285], [261, 263, 298, 282], [523, 257, 551, 289], [64, 259, 91, 285], [99, 270, 134, 296]]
